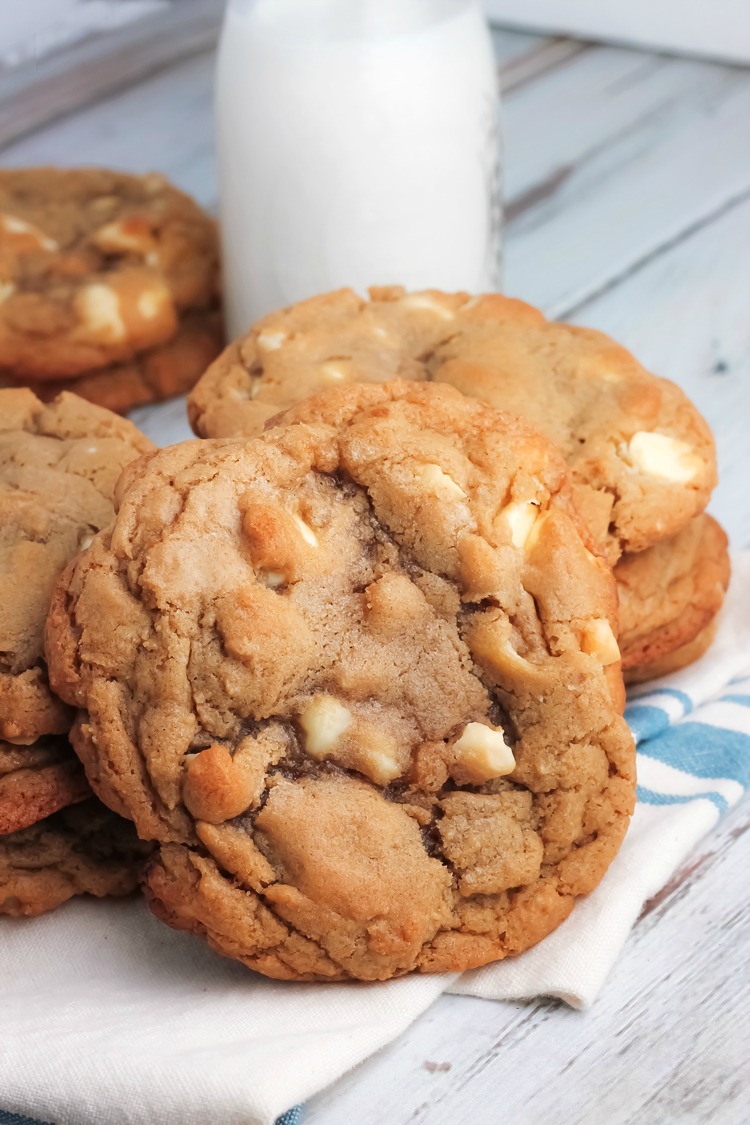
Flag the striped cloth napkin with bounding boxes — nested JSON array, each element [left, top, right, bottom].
[[1, 555, 748, 1125]]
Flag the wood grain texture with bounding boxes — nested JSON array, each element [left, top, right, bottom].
[[503, 48, 750, 316], [497, 34, 588, 92], [0, 0, 225, 148]]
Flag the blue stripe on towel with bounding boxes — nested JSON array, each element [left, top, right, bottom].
[[636, 786, 728, 814], [719, 694, 750, 709], [625, 704, 674, 743], [638, 723, 750, 786], [649, 687, 694, 713], [276, 1109, 304, 1125]]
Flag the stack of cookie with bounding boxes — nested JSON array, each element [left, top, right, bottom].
[[0, 280, 727, 985], [0, 389, 149, 915], [188, 286, 730, 683], [0, 168, 224, 413]]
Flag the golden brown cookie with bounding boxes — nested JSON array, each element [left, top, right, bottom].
[[1, 309, 225, 414], [616, 514, 730, 674], [0, 737, 90, 835], [0, 388, 153, 743], [624, 619, 719, 684], [0, 799, 148, 916], [47, 382, 635, 982], [188, 287, 716, 563], [0, 168, 218, 379]]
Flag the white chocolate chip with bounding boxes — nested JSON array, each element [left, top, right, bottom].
[[143, 173, 167, 194], [319, 361, 349, 382], [0, 281, 15, 304], [503, 500, 541, 550], [581, 619, 620, 665], [94, 219, 153, 255], [419, 463, 466, 500], [0, 213, 58, 251], [452, 722, 515, 782], [625, 431, 701, 484], [257, 329, 287, 352], [401, 293, 455, 320], [90, 195, 118, 214], [76, 284, 126, 342], [300, 696, 353, 758], [263, 571, 285, 589], [78, 534, 94, 551], [362, 747, 402, 785], [136, 288, 167, 320], [291, 513, 318, 547], [497, 639, 534, 670], [471, 624, 536, 678]]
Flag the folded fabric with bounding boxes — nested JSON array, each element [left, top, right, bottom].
[[2, 555, 748, 1125]]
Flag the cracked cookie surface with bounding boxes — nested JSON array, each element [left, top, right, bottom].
[[188, 286, 716, 562], [0, 167, 219, 378], [0, 388, 153, 743], [0, 798, 148, 916], [47, 382, 635, 981]]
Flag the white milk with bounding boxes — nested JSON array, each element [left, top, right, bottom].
[[216, 0, 502, 336]]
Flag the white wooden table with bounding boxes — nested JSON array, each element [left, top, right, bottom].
[[2, 13, 749, 1124]]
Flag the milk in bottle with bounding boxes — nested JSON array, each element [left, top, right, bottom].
[[216, 0, 502, 336]]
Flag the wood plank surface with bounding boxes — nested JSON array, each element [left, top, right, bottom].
[[503, 49, 750, 316], [0, 0, 225, 149]]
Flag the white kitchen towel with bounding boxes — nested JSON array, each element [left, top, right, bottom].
[[2, 553, 748, 1125]]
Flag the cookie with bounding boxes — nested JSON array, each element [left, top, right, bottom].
[[0, 388, 153, 743], [0, 168, 218, 379], [0, 799, 148, 917], [617, 514, 730, 675], [188, 287, 716, 563], [624, 619, 719, 685], [46, 382, 635, 981], [0, 737, 90, 835], [1, 309, 225, 414]]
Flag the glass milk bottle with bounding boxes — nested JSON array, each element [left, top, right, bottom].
[[216, 0, 502, 337]]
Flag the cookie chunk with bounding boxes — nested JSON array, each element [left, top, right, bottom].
[[617, 514, 730, 675], [0, 388, 153, 743], [188, 287, 716, 562], [0, 799, 148, 916], [0, 737, 90, 834], [47, 382, 635, 981], [0, 168, 218, 379], [1, 309, 225, 414]]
